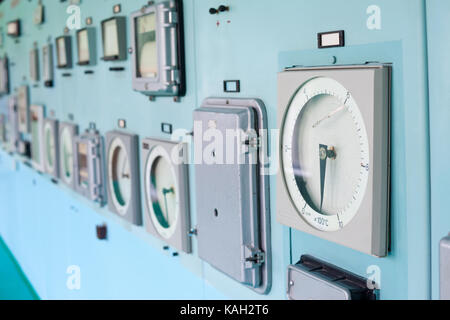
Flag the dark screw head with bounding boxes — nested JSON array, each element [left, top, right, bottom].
[[209, 8, 218, 14], [218, 5, 229, 12]]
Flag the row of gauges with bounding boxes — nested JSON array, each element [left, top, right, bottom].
[[2, 0, 185, 100], [0, 89, 272, 295]]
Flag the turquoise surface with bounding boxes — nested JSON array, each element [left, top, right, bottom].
[[0, 0, 446, 300]]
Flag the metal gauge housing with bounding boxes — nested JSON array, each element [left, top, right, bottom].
[[7, 20, 20, 38], [43, 119, 59, 179], [42, 44, 54, 87], [33, 4, 44, 25], [277, 64, 391, 257], [55, 35, 73, 69], [7, 96, 19, 153], [193, 98, 272, 294], [101, 17, 127, 61], [142, 138, 191, 253], [0, 56, 9, 95], [30, 105, 45, 172], [76, 28, 96, 66], [74, 125, 106, 206], [30, 48, 40, 82], [0, 114, 6, 145], [106, 131, 141, 225], [130, 0, 186, 98], [59, 122, 79, 189], [17, 86, 30, 134]]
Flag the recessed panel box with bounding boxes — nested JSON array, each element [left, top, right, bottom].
[[55, 35, 72, 69], [74, 126, 106, 205], [42, 44, 54, 87], [130, 0, 186, 98], [17, 86, 30, 134], [43, 119, 59, 179], [76, 27, 97, 66], [287, 255, 376, 300], [0, 56, 10, 95], [193, 98, 271, 294], [30, 48, 40, 82], [106, 131, 141, 225], [277, 64, 391, 257], [7, 96, 19, 153], [59, 122, 78, 189], [142, 138, 191, 253], [440, 235, 450, 300], [101, 17, 127, 61], [30, 105, 45, 172]]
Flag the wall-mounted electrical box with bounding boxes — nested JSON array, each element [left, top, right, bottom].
[[130, 0, 186, 98], [193, 98, 271, 294], [74, 125, 106, 205], [142, 138, 191, 253], [76, 27, 96, 66], [17, 86, 30, 134], [30, 105, 45, 172], [30, 48, 40, 82], [101, 17, 127, 61], [59, 122, 79, 189], [55, 35, 72, 69], [287, 255, 376, 300], [106, 131, 141, 224], [42, 44, 54, 87], [43, 119, 59, 179]]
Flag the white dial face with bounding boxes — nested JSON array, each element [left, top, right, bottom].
[[78, 29, 90, 63], [145, 146, 179, 239], [57, 38, 67, 67], [103, 19, 119, 57], [61, 127, 74, 183], [109, 138, 132, 215], [44, 123, 55, 171], [282, 77, 370, 232]]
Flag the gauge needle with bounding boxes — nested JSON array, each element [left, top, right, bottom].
[[319, 144, 328, 213], [121, 157, 130, 179], [313, 104, 347, 128]]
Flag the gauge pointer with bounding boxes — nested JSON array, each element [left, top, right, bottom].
[[162, 187, 174, 223], [313, 104, 347, 128], [319, 145, 328, 213]]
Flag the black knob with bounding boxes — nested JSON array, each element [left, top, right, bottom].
[[209, 8, 218, 14], [218, 5, 229, 12]]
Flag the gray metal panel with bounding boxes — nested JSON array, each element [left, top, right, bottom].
[[287, 264, 351, 300], [17, 85, 29, 134], [73, 129, 106, 206], [58, 122, 78, 190], [30, 48, 39, 82], [76, 27, 97, 66], [106, 131, 142, 225], [43, 119, 59, 179], [440, 235, 450, 300], [141, 138, 191, 253], [276, 64, 391, 257], [130, 0, 184, 97], [55, 35, 72, 69], [194, 98, 271, 294], [42, 44, 54, 86]]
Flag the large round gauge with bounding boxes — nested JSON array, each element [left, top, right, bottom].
[[60, 127, 74, 183], [108, 138, 132, 215], [145, 146, 179, 239], [44, 122, 55, 172], [281, 76, 370, 232]]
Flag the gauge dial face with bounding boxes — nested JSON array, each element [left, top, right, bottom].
[[103, 19, 119, 57], [57, 37, 67, 67], [136, 13, 158, 78], [109, 138, 132, 215], [77, 29, 90, 63], [44, 123, 55, 170], [7, 22, 18, 36], [145, 146, 179, 239], [282, 77, 370, 232], [61, 127, 74, 183]]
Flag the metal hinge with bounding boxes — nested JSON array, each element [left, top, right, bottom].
[[245, 248, 265, 268]]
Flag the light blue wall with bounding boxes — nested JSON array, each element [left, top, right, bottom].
[[426, 0, 450, 300], [0, 0, 436, 299]]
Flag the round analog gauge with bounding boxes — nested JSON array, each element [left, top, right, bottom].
[[108, 138, 132, 215], [60, 127, 74, 183], [44, 122, 55, 171], [145, 146, 179, 239], [281, 76, 370, 232]]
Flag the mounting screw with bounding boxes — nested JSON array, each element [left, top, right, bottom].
[[209, 5, 229, 15], [188, 228, 197, 236], [96, 224, 108, 240], [172, 252, 179, 257], [218, 5, 229, 12], [209, 8, 218, 14], [163, 246, 170, 251]]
